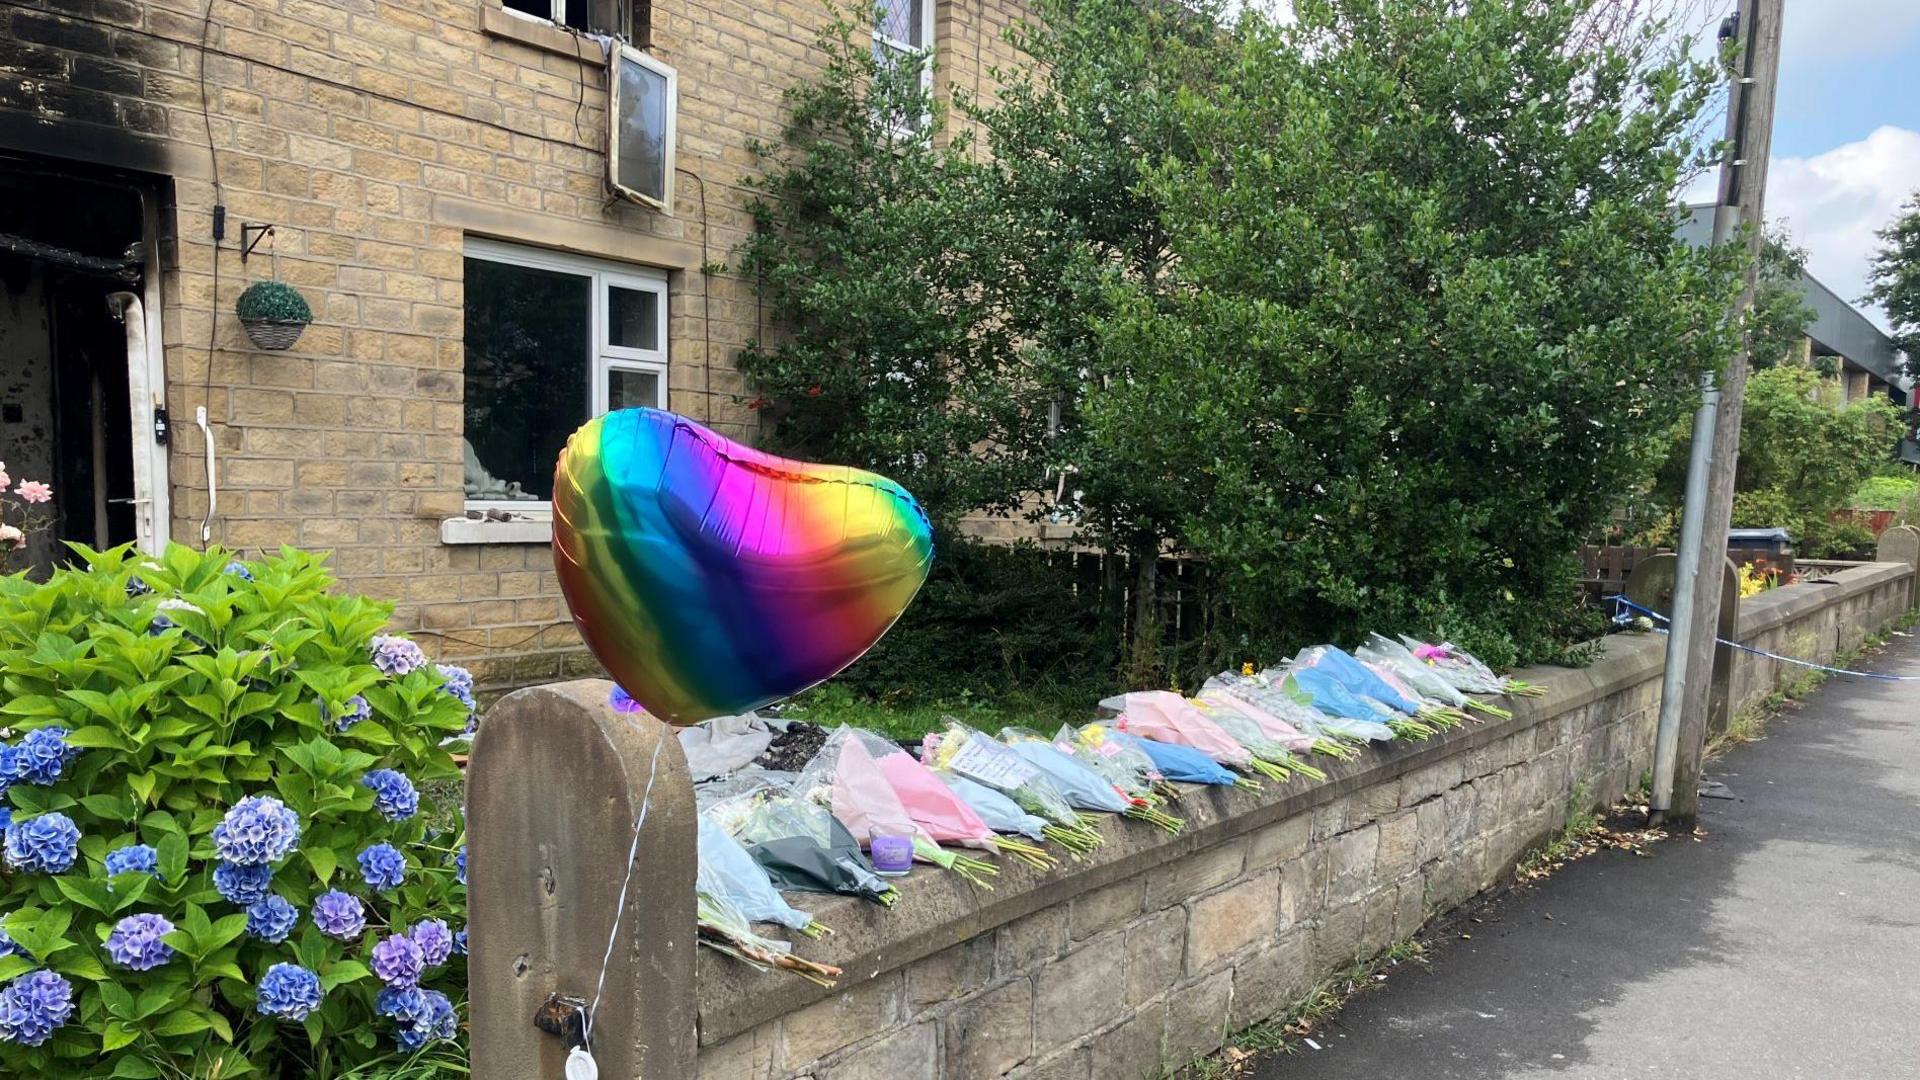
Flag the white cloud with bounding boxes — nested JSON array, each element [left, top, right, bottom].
[[1762, 125, 1920, 329]]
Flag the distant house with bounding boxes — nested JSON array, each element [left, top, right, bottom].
[[0, 0, 1035, 693]]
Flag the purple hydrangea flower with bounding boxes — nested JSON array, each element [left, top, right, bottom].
[[0, 969, 75, 1046], [456, 846, 467, 886], [213, 861, 274, 906], [358, 843, 407, 892], [323, 694, 372, 732], [104, 913, 175, 971], [369, 635, 427, 677], [361, 769, 419, 822], [370, 932, 425, 989], [453, 927, 468, 957], [437, 665, 476, 710], [4, 812, 80, 874], [0, 926, 22, 959], [410, 918, 454, 967], [311, 890, 366, 940], [104, 844, 161, 880], [213, 795, 299, 866], [609, 685, 644, 713], [245, 896, 300, 944], [9, 728, 76, 786], [223, 560, 254, 581], [255, 963, 323, 1021], [0, 746, 14, 796]]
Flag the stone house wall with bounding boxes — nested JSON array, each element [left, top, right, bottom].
[[670, 564, 1912, 1079], [0, 0, 1033, 691]]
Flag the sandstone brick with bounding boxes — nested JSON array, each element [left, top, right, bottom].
[[1161, 968, 1233, 1068], [779, 974, 902, 1071], [1071, 878, 1143, 941], [699, 1024, 775, 1080], [1327, 823, 1379, 904], [1124, 905, 1186, 1007], [943, 978, 1033, 1077], [820, 1022, 936, 1080], [1145, 839, 1246, 910], [1312, 903, 1365, 971], [1033, 936, 1126, 1046], [1184, 871, 1281, 976], [1246, 814, 1310, 871], [1008, 1046, 1091, 1080], [907, 936, 993, 1011], [1375, 811, 1420, 882], [1087, 1004, 1167, 1080], [1228, 933, 1310, 1030]]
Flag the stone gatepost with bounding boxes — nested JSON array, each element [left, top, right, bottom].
[[1625, 553, 1740, 738], [1874, 524, 1920, 610], [468, 679, 697, 1079]]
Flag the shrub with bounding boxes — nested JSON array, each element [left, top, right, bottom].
[[234, 281, 313, 325], [0, 545, 470, 1078]]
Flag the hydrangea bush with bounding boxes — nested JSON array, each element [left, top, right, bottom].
[[0, 545, 472, 1077]]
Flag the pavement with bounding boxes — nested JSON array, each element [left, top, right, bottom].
[[1252, 630, 1920, 1080]]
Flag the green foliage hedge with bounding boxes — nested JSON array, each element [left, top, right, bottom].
[[0, 545, 468, 1079]]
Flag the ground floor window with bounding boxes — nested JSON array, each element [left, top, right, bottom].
[[462, 238, 667, 509]]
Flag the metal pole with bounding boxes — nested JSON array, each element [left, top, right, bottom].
[[1650, 0, 1784, 825]]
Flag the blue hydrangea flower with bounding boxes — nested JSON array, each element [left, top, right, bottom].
[[437, 665, 476, 710], [323, 694, 372, 732], [453, 927, 468, 957], [213, 861, 274, 906], [410, 918, 453, 967], [311, 890, 366, 940], [0, 969, 74, 1046], [0, 808, 10, 833], [104, 913, 175, 971], [370, 932, 425, 989], [456, 846, 467, 886], [148, 597, 203, 636], [357, 843, 407, 892], [369, 635, 427, 677], [245, 896, 299, 944], [376, 985, 431, 1025], [4, 812, 80, 874], [398, 989, 457, 1050], [223, 560, 254, 581], [9, 728, 76, 786], [213, 795, 300, 866], [104, 843, 161, 880], [0, 925, 23, 960], [125, 576, 153, 598], [361, 769, 419, 822], [255, 963, 323, 1021]]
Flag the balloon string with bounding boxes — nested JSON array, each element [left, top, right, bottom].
[[583, 736, 665, 1055]]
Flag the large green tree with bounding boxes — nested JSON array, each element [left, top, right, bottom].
[[1090, 0, 1742, 666], [1867, 191, 1920, 367]]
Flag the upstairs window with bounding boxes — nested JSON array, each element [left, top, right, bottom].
[[872, 0, 934, 133], [499, 0, 645, 38]]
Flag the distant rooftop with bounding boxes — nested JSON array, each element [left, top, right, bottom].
[[1678, 203, 1907, 390]]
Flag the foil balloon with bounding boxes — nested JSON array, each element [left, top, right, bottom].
[[553, 407, 934, 724]]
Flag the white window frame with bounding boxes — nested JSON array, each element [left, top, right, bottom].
[[608, 44, 678, 211], [500, 0, 569, 27], [461, 237, 668, 520], [873, 0, 935, 137]]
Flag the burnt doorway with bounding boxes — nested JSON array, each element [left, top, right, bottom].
[[0, 155, 166, 576]]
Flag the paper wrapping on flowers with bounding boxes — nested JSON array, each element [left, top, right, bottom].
[[1098, 725, 1239, 786], [997, 729, 1130, 813], [1097, 690, 1254, 766], [1398, 635, 1506, 693], [936, 773, 1051, 840], [696, 815, 817, 933], [1053, 724, 1159, 800], [678, 712, 778, 781], [1357, 634, 1466, 705], [922, 722, 1083, 828], [1291, 645, 1420, 714]]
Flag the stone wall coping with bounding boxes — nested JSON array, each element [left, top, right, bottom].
[[1735, 562, 1908, 638], [694, 631, 1671, 1045]]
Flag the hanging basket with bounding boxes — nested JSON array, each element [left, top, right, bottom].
[[235, 280, 312, 351]]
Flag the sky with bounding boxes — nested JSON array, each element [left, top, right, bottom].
[[1685, 0, 1920, 330]]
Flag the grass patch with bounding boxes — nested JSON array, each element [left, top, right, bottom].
[[1165, 938, 1430, 1079], [1514, 783, 1600, 881], [779, 680, 1095, 742]]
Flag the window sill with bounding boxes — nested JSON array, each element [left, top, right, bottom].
[[442, 514, 554, 545], [481, 5, 600, 60]]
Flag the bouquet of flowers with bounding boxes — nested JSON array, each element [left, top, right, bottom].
[[937, 774, 1054, 845], [922, 722, 1102, 855], [834, 726, 1057, 870], [1095, 726, 1241, 787], [1002, 728, 1183, 834], [697, 815, 827, 937], [695, 889, 842, 987], [1053, 724, 1187, 830], [1203, 670, 1389, 750], [794, 729, 999, 888], [1099, 691, 1272, 786], [1187, 698, 1328, 783], [710, 788, 899, 906], [1290, 646, 1439, 738], [1399, 636, 1547, 697]]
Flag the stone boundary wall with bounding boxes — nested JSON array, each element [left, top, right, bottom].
[[687, 563, 1912, 1080]]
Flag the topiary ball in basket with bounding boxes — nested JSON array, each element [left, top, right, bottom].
[[235, 280, 312, 350]]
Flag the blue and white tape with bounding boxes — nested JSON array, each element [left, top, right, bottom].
[[1607, 595, 1920, 683]]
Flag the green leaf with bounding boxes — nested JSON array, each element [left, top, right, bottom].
[[318, 960, 370, 991], [150, 1008, 213, 1037], [127, 771, 158, 805], [102, 1021, 140, 1052], [110, 1057, 163, 1078], [305, 846, 337, 886], [0, 955, 32, 983], [80, 793, 134, 818], [67, 726, 130, 751]]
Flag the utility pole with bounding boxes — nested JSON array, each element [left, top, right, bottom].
[[1650, 0, 1785, 829]]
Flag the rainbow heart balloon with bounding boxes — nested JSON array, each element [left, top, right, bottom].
[[553, 408, 934, 725]]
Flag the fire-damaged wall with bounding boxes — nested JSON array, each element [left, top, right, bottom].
[[0, 0, 1036, 693]]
